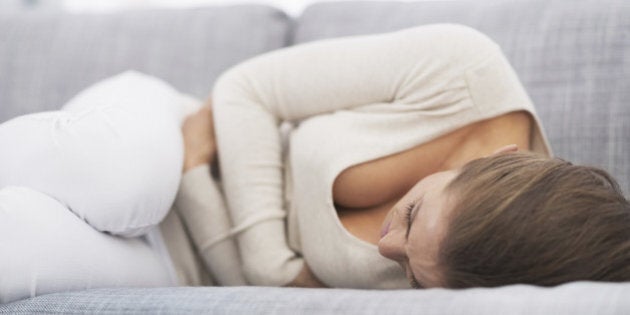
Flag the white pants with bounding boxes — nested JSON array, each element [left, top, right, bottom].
[[0, 71, 198, 303]]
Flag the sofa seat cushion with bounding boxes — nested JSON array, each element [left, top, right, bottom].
[[2, 282, 630, 314]]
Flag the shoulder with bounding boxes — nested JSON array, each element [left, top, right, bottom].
[[442, 110, 533, 170], [332, 111, 532, 209]]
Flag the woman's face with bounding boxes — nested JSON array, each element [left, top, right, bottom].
[[377, 169, 459, 288], [377, 144, 519, 288]]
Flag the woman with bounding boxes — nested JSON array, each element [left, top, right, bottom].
[[174, 23, 630, 289], [0, 24, 628, 302], [177, 23, 545, 288]]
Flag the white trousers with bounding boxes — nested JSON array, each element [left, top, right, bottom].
[[0, 71, 198, 303]]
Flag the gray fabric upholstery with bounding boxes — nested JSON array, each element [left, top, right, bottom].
[[295, 0, 630, 196], [2, 282, 630, 314], [0, 5, 290, 122]]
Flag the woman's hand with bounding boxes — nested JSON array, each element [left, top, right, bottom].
[[182, 99, 217, 173]]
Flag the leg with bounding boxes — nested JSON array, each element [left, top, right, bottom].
[[61, 70, 200, 125], [0, 71, 187, 237], [0, 186, 173, 304]]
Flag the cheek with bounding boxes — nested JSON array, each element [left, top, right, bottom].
[[382, 207, 395, 225]]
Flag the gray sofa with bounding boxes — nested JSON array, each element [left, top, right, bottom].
[[1, 0, 629, 313]]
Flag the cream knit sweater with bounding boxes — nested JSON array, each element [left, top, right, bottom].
[[164, 23, 552, 288]]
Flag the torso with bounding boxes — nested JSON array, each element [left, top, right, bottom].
[[333, 110, 533, 245]]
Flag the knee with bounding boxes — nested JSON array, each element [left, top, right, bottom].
[[64, 106, 184, 237], [90, 129, 184, 237]]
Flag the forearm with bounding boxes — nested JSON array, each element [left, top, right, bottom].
[[174, 164, 247, 286], [211, 88, 303, 285]]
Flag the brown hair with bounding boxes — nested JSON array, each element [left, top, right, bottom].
[[439, 152, 630, 288]]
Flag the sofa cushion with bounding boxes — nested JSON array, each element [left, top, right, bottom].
[[1, 282, 630, 314], [0, 5, 290, 122], [294, 0, 630, 196]]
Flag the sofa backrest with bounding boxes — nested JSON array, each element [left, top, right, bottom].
[[0, 5, 290, 121], [0, 1, 627, 196], [294, 0, 630, 196]]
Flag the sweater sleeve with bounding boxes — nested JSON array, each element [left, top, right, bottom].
[[211, 24, 502, 286], [174, 164, 247, 286]]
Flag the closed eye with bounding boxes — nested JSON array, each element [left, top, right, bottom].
[[404, 197, 421, 239], [404, 202, 414, 239], [403, 197, 424, 289]]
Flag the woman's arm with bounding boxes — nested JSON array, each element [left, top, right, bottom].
[[174, 164, 247, 286], [212, 24, 504, 286], [176, 103, 247, 285]]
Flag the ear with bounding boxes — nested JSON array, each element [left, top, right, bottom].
[[489, 144, 518, 157]]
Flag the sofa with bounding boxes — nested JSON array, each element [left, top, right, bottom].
[[1, 0, 629, 313]]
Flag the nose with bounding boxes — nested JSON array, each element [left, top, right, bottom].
[[378, 233, 406, 262]]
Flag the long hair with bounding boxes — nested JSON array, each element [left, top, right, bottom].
[[439, 152, 630, 287]]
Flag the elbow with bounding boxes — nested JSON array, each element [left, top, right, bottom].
[[242, 254, 303, 286], [243, 263, 290, 287]]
